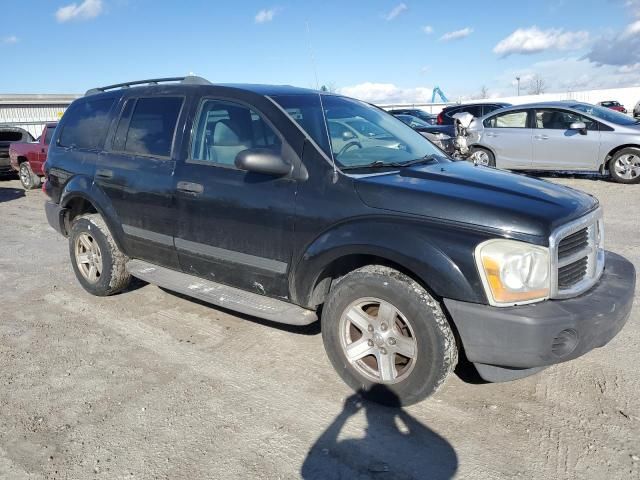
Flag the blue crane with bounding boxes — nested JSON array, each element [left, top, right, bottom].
[[431, 86, 449, 103]]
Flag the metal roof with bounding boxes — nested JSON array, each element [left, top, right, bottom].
[[0, 94, 80, 105]]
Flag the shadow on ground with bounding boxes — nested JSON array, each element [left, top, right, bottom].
[[301, 385, 458, 480], [0, 186, 25, 203]]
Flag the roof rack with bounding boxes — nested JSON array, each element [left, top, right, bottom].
[[85, 76, 212, 96]]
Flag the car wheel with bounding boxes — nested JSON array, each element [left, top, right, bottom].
[[19, 162, 39, 190], [321, 265, 458, 406], [468, 147, 496, 167], [609, 148, 640, 184], [69, 213, 131, 296]]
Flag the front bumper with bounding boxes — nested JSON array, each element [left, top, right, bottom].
[[445, 251, 635, 382]]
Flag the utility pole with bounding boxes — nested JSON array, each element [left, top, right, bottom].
[[516, 77, 521, 96]]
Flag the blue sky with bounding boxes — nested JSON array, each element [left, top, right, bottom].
[[2, 0, 640, 102]]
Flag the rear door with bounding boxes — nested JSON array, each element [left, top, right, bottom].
[[97, 94, 187, 269], [480, 109, 533, 169], [174, 97, 298, 298], [531, 108, 601, 170]]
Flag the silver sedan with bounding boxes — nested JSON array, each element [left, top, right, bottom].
[[466, 101, 640, 184]]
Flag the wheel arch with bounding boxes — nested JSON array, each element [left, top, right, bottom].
[[602, 144, 640, 171]]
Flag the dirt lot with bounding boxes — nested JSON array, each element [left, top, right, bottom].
[[0, 175, 638, 480]]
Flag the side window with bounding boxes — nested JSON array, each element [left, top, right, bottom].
[[121, 97, 183, 157], [59, 97, 115, 149], [190, 99, 281, 166], [481, 104, 501, 116], [460, 106, 483, 118], [484, 110, 529, 128], [44, 127, 55, 145], [534, 109, 597, 131]]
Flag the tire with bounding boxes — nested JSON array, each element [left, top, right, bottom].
[[609, 148, 640, 184], [19, 162, 40, 190], [468, 147, 496, 167], [321, 265, 458, 406], [68, 214, 131, 296]]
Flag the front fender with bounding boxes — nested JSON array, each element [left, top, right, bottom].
[[291, 216, 493, 307], [60, 176, 127, 252]]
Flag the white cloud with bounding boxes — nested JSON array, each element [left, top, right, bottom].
[[422, 25, 433, 34], [2, 35, 18, 44], [440, 27, 473, 42], [255, 8, 277, 24], [337, 82, 435, 104], [383, 3, 407, 21], [56, 0, 103, 22], [493, 27, 589, 57], [586, 19, 640, 67]]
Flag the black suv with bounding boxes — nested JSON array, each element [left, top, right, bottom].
[[44, 77, 635, 405], [437, 102, 511, 125]]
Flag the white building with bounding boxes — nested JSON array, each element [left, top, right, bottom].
[[0, 94, 79, 138]]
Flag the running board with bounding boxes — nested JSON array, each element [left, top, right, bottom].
[[126, 259, 317, 326]]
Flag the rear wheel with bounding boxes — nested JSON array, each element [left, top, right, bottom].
[[321, 265, 457, 406], [19, 162, 40, 190], [69, 214, 131, 296], [609, 148, 640, 184], [468, 147, 495, 167]]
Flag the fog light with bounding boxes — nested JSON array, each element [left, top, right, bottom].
[[552, 329, 579, 357]]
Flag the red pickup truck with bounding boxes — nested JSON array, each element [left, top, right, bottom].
[[9, 123, 57, 190]]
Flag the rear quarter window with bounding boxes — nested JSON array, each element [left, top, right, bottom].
[[58, 97, 115, 149]]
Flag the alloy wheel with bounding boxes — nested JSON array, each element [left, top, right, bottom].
[[614, 154, 640, 180], [74, 232, 103, 283], [339, 297, 418, 384]]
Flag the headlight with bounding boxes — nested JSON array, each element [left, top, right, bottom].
[[475, 239, 550, 306]]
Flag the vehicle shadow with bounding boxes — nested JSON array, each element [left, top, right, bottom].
[[301, 385, 458, 480], [0, 186, 25, 203], [527, 170, 613, 183]]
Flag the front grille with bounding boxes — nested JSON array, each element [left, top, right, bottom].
[[558, 228, 589, 259], [551, 209, 604, 298], [558, 256, 588, 287]]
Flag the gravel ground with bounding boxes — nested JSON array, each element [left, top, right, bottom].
[[0, 175, 638, 480]]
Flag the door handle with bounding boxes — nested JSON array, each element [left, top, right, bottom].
[[177, 181, 204, 194], [485, 132, 498, 138], [534, 135, 549, 140], [96, 168, 114, 179]]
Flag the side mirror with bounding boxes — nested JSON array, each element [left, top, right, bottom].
[[342, 131, 356, 141], [569, 122, 587, 134], [235, 148, 292, 177]]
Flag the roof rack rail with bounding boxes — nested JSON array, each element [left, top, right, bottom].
[[85, 76, 212, 96]]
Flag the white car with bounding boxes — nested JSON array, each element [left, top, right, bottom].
[[466, 101, 640, 184]]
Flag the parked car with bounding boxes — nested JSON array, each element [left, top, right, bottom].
[[466, 101, 640, 183], [9, 122, 57, 189], [387, 108, 437, 125], [44, 77, 634, 406], [328, 118, 401, 153], [393, 114, 455, 154], [633, 100, 640, 118], [437, 102, 511, 125], [0, 126, 34, 177], [597, 101, 627, 114]]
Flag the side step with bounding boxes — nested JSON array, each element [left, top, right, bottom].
[[126, 259, 317, 326]]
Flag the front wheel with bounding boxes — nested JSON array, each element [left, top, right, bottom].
[[609, 148, 640, 184], [468, 147, 496, 167], [322, 266, 458, 406]]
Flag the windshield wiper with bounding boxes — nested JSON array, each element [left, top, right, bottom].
[[341, 155, 438, 171]]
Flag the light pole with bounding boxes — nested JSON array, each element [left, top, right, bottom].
[[516, 76, 521, 96]]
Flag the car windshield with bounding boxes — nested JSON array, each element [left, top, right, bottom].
[[397, 115, 431, 128], [271, 94, 445, 169], [571, 104, 638, 125]]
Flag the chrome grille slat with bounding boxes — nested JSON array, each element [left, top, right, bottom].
[[550, 208, 604, 299]]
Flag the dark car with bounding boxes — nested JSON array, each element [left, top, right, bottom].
[[393, 114, 456, 154], [598, 101, 627, 114], [0, 126, 34, 177], [437, 102, 511, 125], [44, 77, 635, 406], [388, 108, 437, 125]]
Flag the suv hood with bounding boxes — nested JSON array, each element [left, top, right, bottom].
[[354, 162, 598, 239]]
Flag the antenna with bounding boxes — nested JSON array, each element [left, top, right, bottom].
[[305, 20, 320, 90]]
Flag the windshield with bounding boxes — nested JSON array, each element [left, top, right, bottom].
[[270, 94, 445, 169], [397, 115, 431, 128], [570, 103, 638, 126]]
